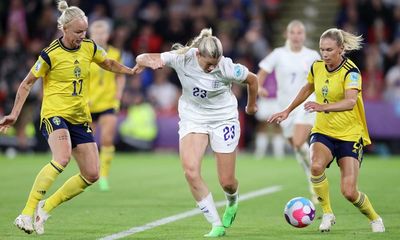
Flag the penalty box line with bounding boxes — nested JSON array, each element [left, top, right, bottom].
[[99, 185, 282, 240]]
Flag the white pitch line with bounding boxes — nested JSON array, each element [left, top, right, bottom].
[[99, 185, 282, 240]]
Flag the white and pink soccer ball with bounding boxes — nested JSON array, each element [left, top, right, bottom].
[[284, 197, 316, 228]]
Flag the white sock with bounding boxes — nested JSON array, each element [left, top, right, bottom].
[[294, 143, 314, 194], [224, 189, 239, 206], [299, 143, 311, 167], [272, 134, 285, 158], [254, 133, 268, 159], [197, 193, 222, 227]]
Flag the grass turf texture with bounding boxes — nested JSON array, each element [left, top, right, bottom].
[[0, 152, 398, 239]]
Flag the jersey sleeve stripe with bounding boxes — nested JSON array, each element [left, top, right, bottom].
[[40, 50, 51, 69], [344, 67, 360, 79], [344, 62, 353, 70], [310, 63, 315, 77], [92, 41, 97, 58], [45, 43, 60, 54]]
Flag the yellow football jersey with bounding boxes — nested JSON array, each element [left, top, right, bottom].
[[31, 38, 107, 124], [89, 45, 122, 113], [307, 58, 371, 145]]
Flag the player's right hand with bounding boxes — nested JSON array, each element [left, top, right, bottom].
[[267, 110, 289, 124], [0, 115, 17, 133]]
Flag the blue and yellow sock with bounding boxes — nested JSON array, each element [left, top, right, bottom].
[[353, 191, 380, 221], [311, 172, 333, 214], [21, 160, 64, 216], [43, 174, 92, 213]]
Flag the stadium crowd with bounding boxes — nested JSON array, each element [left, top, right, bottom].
[[0, 0, 399, 154]]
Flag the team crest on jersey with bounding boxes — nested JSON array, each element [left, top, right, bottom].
[[212, 80, 221, 88], [52, 117, 61, 126], [34, 60, 42, 72], [234, 65, 244, 78], [322, 85, 328, 97], [74, 66, 81, 78]]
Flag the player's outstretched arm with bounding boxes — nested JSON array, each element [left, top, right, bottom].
[[0, 72, 38, 133], [134, 53, 164, 74], [256, 69, 270, 97], [268, 82, 314, 124], [98, 58, 134, 75], [304, 88, 358, 113], [244, 72, 258, 115]]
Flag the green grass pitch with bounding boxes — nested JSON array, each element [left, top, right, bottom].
[[0, 152, 398, 239]]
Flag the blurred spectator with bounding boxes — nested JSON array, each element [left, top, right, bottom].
[[119, 92, 157, 151], [147, 68, 180, 116], [362, 44, 385, 101], [337, 0, 367, 37], [384, 54, 400, 102], [87, 1, 112, 24], [131, 23, 163, 55], [110, 23, 135, 67], [359, 0, 393, 28], [33, 4, 58, 42], [6, 0, 28, 46]]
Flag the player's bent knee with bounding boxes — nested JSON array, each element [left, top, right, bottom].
[[184, 169, 201, 183], [53, 156, 71, 167], [310, 163, 325, 176], [82, 172, 99, 183]]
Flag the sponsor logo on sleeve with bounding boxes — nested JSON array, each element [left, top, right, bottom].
[[348, 72, 360, 87], [98, 45, 107, 57], [234, 65, 244, 78], [35, 60, 42, 72]]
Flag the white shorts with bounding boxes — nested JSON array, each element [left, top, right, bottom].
[[178, 119, 240, 153], [280, 107, 315, 138], [255, 98, 280, 121]]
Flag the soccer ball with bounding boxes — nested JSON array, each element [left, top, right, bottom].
[[284, 197, 316, 228]]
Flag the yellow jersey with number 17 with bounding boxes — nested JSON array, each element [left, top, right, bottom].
[[31, 38, 107, 124], [307, 58, 371, 145], [89, 45, 122, 113]]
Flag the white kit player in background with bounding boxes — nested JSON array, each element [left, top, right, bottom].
[[257, 20, 320, 203], [132, 28, 258, 237]]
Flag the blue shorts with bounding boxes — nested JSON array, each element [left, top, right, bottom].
[[91, 108, 115, 122], [310, 133, 364, 168], [41, 116, 95, 148]]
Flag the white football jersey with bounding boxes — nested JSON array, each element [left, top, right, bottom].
[[259, 45, 320, 108], [161, 48, 248, 123]]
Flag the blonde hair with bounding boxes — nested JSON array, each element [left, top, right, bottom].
[[285, 20, 306, 47], [172, 28, 223, 58], [286, 20, 305, 33], [320, 28, 363, 53], [89, 19, 112, 35], [57, 0, 87, 30]]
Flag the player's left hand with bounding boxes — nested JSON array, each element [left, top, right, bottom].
[[304, 101, 323, 112], [132, 65, 145, 74]]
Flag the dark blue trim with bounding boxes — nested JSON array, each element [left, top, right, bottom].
[[40, 50, 51, 69], [344, 68, 360, 79]]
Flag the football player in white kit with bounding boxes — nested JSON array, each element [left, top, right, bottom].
[[257, 20, 320, 203], [133, 28, 258, 237]]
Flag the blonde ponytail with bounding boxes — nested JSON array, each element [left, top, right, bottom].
[[58, 0, 68, 12], [172, 28, 223, 58], [57, 0, 87, 30], [320, 28, 363, 53]]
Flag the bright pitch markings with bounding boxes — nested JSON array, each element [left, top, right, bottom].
[[99, 185, 282, 240]]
